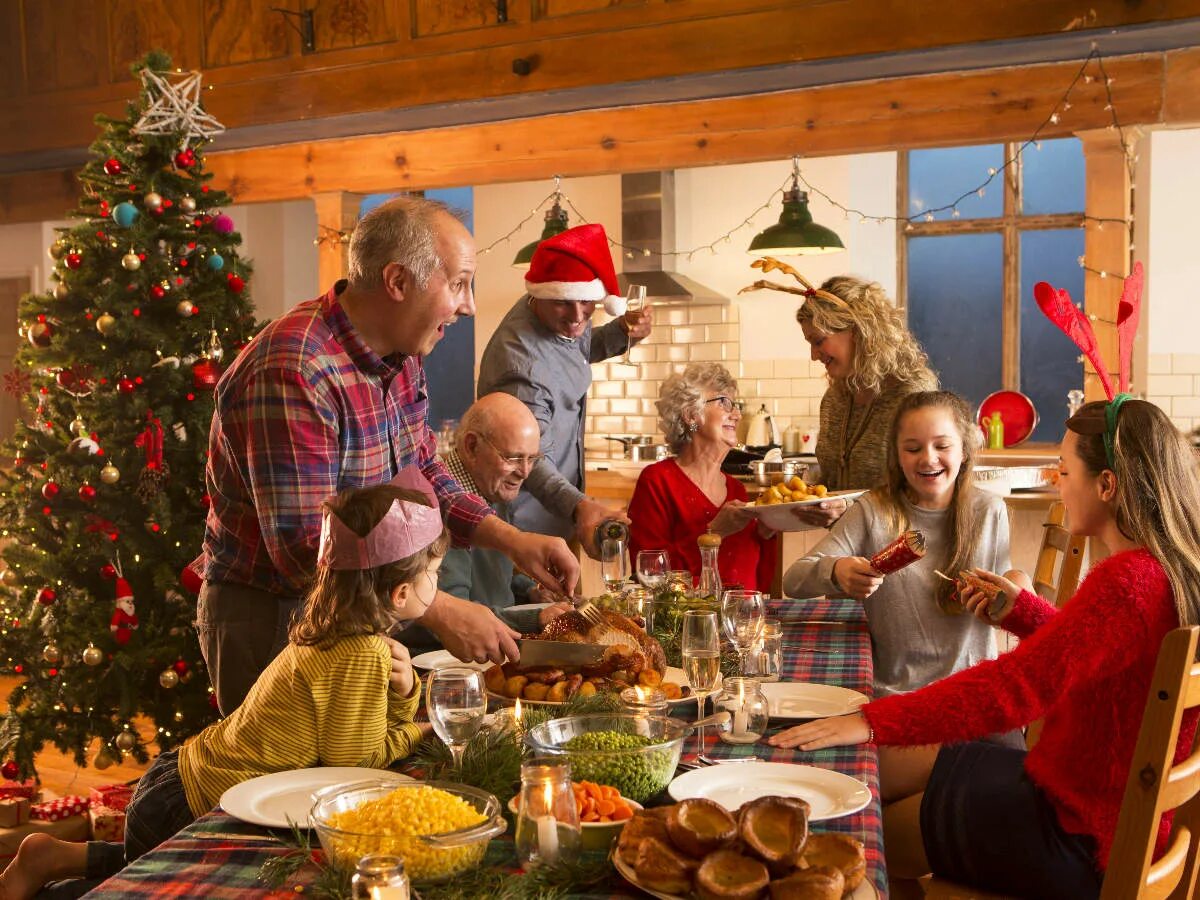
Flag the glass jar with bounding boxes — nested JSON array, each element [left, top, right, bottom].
[[622, 586, 653, 629], [620, 685, 668, 716], [351, 854, 410, 899], [514, 758, 581, 868], [747, 618, 783, 681], [713, 677, 769, 745]]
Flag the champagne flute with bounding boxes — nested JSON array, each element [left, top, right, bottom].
[[426, 666, 487, 771], [681, 609, 721, 761], [600, 538, 629, 597], [721, 590, 766, 676], [619, 284, 647, 366]]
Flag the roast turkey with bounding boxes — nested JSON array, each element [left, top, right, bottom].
[[535, 608, 668, 675]]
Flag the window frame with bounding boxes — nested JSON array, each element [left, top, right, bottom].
[[896, 143, 1085, 392]]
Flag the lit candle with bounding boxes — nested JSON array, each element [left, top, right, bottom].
[[514, 696, 523, 729], [733, 683, 748, 735], [371, 888, 409, 900], [537, 783, 559, 863]]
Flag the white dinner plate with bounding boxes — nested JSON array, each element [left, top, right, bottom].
[[409, 649, 490, 671], [668, 762, 871, 821], [507, 602, 554, 614], [744, 489, 868, 532], [760, 682, 869, 720], [612, 851, 878, 899], [219, 767, 414, 828]]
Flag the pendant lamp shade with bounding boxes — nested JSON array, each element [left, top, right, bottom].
[[748, 187, 844, 256], [512, 202, 570, 268]]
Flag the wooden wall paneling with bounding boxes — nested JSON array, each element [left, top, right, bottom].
[[202, 0, 290, 68], [0, 2, 24, 101], [411, 0, 514, 38], [107, 0, 203, 83], [1164, 46, 1200, 124], [23, 0, 104, 93], [312, 0, 401, 50], [312, 191, 364, 286], [538, 0, 644, 19]]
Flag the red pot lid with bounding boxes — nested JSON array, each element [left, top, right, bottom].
[[978, 391, 1038, 447]]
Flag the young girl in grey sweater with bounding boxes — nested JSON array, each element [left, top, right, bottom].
[[784, 391, 1031, 697]]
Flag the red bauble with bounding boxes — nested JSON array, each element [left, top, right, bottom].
[[103, 158, 122, 176], [180, 565, 203, 595], [172, 659, 189, 676], [55, 369, 75, 389], [27, 322, 53, 348], [36, 588, 56, 606], [226, 273, 245, 294], [201, 492, 212, 508], [41, 481, 59, 500], [150, 284, 166, 299], [100, 562, 117, 580], [78, 483, 97, 502], [208, 692, 219, 710], [116, 377, 135, 394], [173, 148, 196, 169], [1, 761, 17, 780], [65, 252, 83, 270], [192, 359, 221, 390]]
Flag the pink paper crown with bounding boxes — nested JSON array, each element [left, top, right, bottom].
[[317, 468, 444, 570]]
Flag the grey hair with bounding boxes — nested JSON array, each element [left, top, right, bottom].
[[656, 362, 738, 454], [346, 196, 463, 291]]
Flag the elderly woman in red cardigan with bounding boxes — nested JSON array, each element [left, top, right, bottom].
[[628, 362, 776, 593]]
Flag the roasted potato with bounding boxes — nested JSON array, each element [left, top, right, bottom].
[[546, 680, 569, 703], [660, 681, 682, 700], [638, 668, 663, 688], [483, 665, 507, 694], [504, 675, 529, 699], [577, 680, 597, 697], [522, 682, 550, 702]]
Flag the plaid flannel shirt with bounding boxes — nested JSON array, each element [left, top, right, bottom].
[[200, 282, 493, 597]]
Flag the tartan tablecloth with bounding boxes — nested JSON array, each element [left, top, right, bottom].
[[84, 597, 886, 899]]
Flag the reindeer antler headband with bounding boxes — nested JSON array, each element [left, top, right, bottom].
[[1032, 261, 1143, 468], [737, 257, 850, 309]]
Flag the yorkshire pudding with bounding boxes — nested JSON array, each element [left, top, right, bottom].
[[768, 864, 845, 899], [801, 833, 866, 893], [738, 796, 811, 875], [634, 835, 699, 895], [695, 849, 771, 900], [666, 798, 738, 858], [617, 812, 670, 866]]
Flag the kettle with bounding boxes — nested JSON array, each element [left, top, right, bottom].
[[743, 404, 774, 447]]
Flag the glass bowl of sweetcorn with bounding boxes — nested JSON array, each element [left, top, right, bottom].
[[309, 780, 506, 882]]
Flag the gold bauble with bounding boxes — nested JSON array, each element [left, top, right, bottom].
[[96, 314, 117, 336], [158, 669, 179, 689], [173, 710, 184, 723], [99, 464, 120, 485], [69, 416, 87, 437], [121, 252, 141, 271], [176, 300, 195, 317], [1, 569, 19, 587], [114, 731, 136, 751], [93, 748, 115, 770], [53, 283, 69, 300], [179, 195, 197, 213], [143, 192, 163, 211], [82, 643, 103, 666], [42, 643, 61, 664], [48, 241, 66, 261]]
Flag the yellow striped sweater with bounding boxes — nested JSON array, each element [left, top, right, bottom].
[[178, 633, 422, 815]]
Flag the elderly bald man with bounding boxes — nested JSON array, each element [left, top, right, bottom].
[[396, 394, 573, 653]]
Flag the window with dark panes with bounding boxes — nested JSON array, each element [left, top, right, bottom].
[[901, 139, 1085, 443]]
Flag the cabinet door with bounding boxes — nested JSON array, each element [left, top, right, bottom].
[[312, 0, 400, 49], [412, 0, 512, 38]]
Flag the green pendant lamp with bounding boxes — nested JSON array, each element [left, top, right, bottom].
[[748, 157, 845, 256], [513, 178, 570, 268]]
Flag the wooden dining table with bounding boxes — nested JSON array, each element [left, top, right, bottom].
[[83, 597, 887, 898]]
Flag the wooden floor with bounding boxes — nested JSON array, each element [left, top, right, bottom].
[[0, 676, 153, 798]]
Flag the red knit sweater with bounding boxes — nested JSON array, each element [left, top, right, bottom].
[[628, 459, 776, 594], [863, 549, 1197, 870]]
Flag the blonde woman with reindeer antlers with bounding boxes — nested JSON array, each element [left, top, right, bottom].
[[767, 263, 1200, 900], [742, 261, 937, 528]]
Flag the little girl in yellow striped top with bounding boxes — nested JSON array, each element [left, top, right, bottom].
[[0, 472, 447, 900]]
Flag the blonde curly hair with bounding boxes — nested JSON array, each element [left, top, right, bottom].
[[797, 276, 936, 395], [657, 363, 738, 454]]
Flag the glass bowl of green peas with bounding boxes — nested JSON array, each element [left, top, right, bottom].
[[525, 714, 685, 804]]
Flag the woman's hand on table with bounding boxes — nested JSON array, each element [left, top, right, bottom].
[[832, 557, 884, 601], [768, 712, 871, 751], [789, 497, 848, 529], [710, 500, 754, 536], [385, 637, 415, 697]]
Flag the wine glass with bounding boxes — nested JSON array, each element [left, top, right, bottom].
[[600, 538, 629, 597], [619, 285, 647, 366], [636, 550, 669, 592], [426, 666, 487, 770], [681, 609, 721, 761], [721, 590, 766, 676]]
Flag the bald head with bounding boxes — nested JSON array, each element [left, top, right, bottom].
[[457, 393, 542, 503]]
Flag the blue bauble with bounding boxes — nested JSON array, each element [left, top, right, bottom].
[[207, 252, 224, 271], [111, 202, 139, 228]]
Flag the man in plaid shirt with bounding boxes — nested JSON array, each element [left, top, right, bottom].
[[196, 197, 580, 714]]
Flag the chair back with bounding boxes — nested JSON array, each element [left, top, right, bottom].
[[1101, 626, 1200, 900], [1033, 500, 1086, 607]]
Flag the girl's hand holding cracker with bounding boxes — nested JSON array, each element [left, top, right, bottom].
[[385, 637, 415, 696], [959, 568, 1022, 623], [832, 557, 884, 601]]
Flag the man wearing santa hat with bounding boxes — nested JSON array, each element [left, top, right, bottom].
[[478, 224, 652, 555]]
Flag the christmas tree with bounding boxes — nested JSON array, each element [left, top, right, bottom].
[[0, 52, 258, 779]]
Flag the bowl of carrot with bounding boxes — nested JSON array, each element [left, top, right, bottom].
[[508, 780, 642, 851]]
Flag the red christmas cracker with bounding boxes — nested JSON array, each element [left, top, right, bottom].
[[0, 781, 37, 801], [30, 795, 89, 822], [88, 804, 125, 842], [89, 783, 134, 812], [869, 530, 927, 575]]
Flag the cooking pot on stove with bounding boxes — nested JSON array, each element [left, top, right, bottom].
[[604, 435, 670, 462]]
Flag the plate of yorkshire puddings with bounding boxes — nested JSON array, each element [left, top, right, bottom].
[[613, 796, 874, 899]]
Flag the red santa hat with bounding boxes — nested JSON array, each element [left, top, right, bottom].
[[525, 224, 622, 309], [115, 577, 133, 606]]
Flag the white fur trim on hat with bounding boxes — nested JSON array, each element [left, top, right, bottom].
[[603, 295, 627, 316], [526, 277, 606, 302]]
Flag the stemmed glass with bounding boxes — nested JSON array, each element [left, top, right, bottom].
[[619, 284, 647, 366], [721, 590, 766, 676], [426, 666, 487, 771], [681, 610, 721, 761], [600, 538, 629, 597], [636, 550, 670, 593]]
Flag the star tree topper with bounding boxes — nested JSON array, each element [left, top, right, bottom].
[[132, 68, 225, 149]]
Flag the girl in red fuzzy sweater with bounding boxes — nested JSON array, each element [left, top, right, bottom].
[[769, 399, 1200, 899]]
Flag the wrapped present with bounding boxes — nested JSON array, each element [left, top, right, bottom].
[[0, 813, 88, 863], [89, 804, 125, 842], [30, 794, 88, 822], [89, 783, 134, 812], [0, 780, 37, 802], [0, 798, 30, 828]]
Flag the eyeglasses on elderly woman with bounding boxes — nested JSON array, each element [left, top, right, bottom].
[[705, 396, 736, 413]]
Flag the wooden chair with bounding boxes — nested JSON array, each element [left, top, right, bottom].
[[922, 627, 1200, 900], [1032, 500, 1086, 608]]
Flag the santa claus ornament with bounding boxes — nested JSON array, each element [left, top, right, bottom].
[[524, 223, 627, 316], [109, 574, 139, 647]]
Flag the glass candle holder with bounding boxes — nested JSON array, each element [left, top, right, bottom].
[[713, 677, 769, 745], [620, 685, 668, 716], [623, 587, 653, 629], [514, 758, 581, 869], [749, 618, 783, 682], [351, 854, 410, 899]]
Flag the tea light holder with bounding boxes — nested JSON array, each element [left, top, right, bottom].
[[514, 758, 581, 868], [713, 677, 769, 745], [620, 685, 668, 716], [492, 697, 525, 735]]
